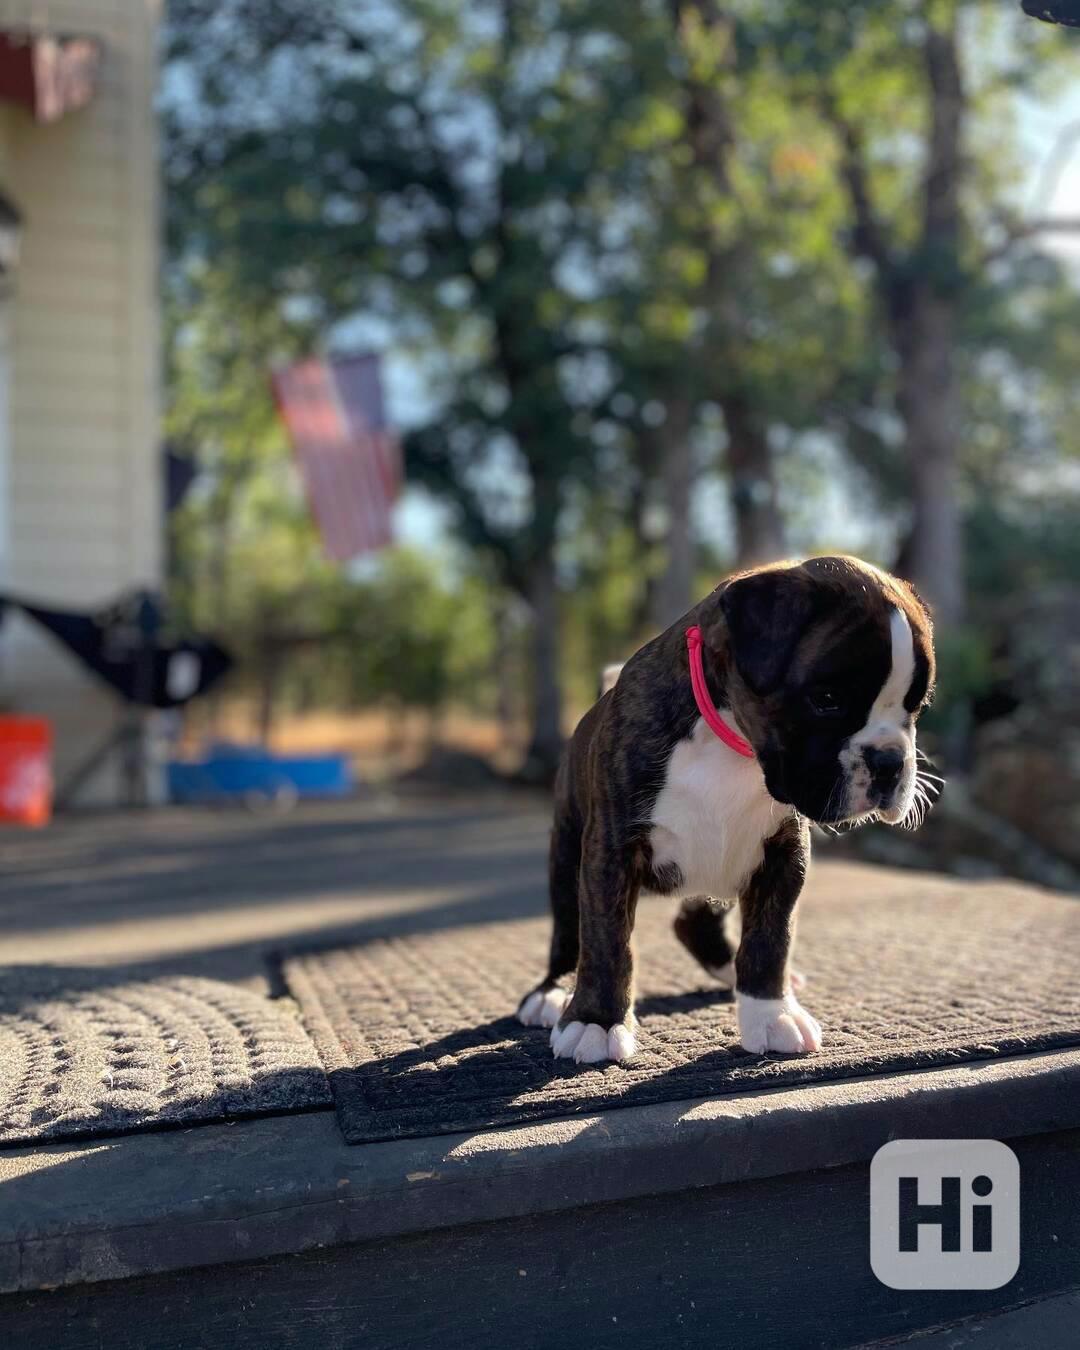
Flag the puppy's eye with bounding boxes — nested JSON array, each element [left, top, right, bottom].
[[807, 688, 843, 717]]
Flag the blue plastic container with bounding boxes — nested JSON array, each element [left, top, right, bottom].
[[167, 742, 354, 805]]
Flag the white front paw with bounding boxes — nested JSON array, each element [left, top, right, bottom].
[[737, 992, 822, 1055], [518, 986, 570, 1028], [550, 1020, 637, 1063]]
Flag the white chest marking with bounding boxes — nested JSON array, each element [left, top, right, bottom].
[[648, 717, 784, 900]]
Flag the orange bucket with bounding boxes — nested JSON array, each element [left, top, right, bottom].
[[0, 716, 53, 827]]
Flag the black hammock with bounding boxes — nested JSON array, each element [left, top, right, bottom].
[[0, 590, 232, 709]]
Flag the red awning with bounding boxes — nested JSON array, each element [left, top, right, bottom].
[[0, 31, 101, 124]]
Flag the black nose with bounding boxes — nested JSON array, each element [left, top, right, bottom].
[[865, 746, 904, 794]]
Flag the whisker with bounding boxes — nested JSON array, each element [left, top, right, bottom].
[[901, 800, 925, 830]]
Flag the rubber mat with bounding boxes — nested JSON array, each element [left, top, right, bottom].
[[282, 871, 1080, 1144], [0, 970, 331, 1147]]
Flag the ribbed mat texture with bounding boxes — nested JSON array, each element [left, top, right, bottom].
[[0, 971, 331, 1146], [283, 880, 1080, 1143]]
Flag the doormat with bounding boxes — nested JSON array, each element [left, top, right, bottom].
[[282, 875, 1080, 1144], [0, 970, 331, 1147]]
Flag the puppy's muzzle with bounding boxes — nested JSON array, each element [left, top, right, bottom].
[[864, 745, 904, 801], [840, 733, 915, 822]]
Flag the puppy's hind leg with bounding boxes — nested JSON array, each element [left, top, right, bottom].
[[517, 794, 580, 1030], [674, 895, 807, 993], [674, 896, 736, 987]]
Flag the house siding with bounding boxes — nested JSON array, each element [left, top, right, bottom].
[[0, 1, 162, 800]]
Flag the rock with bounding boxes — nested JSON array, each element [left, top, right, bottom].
[[970, 715, 1080, 870], [397, 747, 505, 790], [967, 585, 1080, 871]]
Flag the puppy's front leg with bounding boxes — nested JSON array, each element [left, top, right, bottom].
[[550, 816, 638, 1064], [735, 815, 822, 1056]]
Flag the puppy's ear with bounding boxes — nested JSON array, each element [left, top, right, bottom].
[[711, 567, 820, 695], [898, 578, 934, 631]]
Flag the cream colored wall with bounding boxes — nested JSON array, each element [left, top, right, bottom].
[[0, 107, 12, 600], [0, 1, 162, 800]]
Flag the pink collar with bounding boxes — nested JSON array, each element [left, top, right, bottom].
[[685, 625, 755, 758]]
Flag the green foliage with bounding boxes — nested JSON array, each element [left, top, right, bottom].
[[965, 492, 1080, 603], [561, 522, 655, 710], [164, 265, 499, 723], [318, 551, 498, 715], [162, 0, 1080, 761], [165, 266, 323, 642], [920, 625, 993, 742]]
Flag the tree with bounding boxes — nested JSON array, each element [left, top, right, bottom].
[[165, 266, 318, 641], [598, 2, 870, 624], [823, 8, 967, 623], [772, 0, 1080, 626], [163, 0, 1080, 775], [669, 0, 786, 571], [165, 0, 683, 781]]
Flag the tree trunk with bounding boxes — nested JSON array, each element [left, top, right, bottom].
[[722, 391, 786, 566], [256, 636, 280, 745], [828, 17, 967, 627], [672, 0, 785, 575], [493, 597, 520, 753], [649, 394, 696, 629], [891, 20, 966, 626], [520, 547, 563, 786], [893, 290, 965, 626]]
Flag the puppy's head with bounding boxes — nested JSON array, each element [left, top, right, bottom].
[[706, 556, 936, 826]]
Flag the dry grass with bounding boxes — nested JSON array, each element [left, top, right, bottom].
[[179, 702, 531, 781]]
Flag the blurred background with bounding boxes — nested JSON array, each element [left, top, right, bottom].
[[0, 0, 1078, 889]]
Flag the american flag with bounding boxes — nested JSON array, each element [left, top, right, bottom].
[[271, 354, 402, 561]]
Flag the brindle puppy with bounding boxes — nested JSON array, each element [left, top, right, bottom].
[[517, 556, 936, 1064]]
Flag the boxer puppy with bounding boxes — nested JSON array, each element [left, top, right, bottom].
[[517, 556, 937, 1064]]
